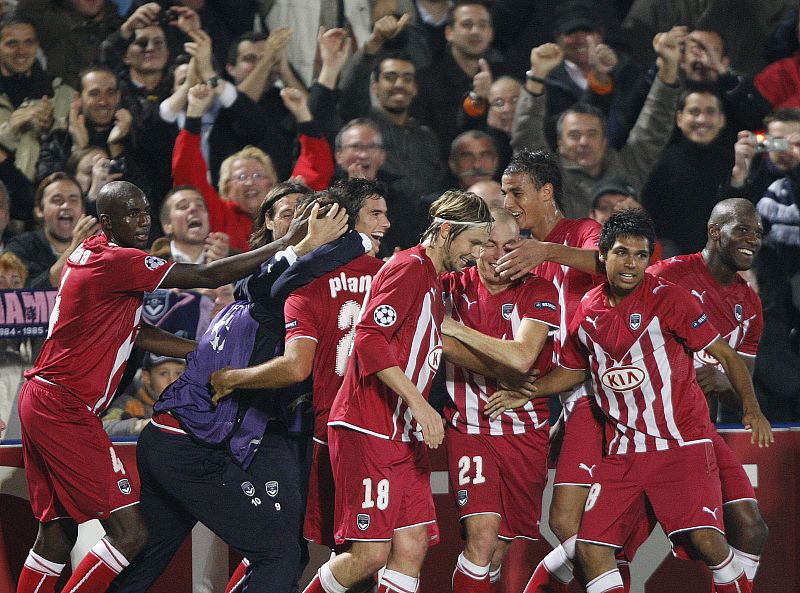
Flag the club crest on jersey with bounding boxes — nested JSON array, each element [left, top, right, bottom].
[[457, 489, 468, 506], [501, 303, 514, 320], [600, 365, 646, 392], [144, 255, 167, 271], [374, 304, 397, 327], [241, 481, 255, 497], [357, 513, 370, 531], [629, 313, 642, 330], [734, 304, 743, 322], [427, 345, 443, 371], [265, 481, 279, 498], [117, 479, 131, 495]]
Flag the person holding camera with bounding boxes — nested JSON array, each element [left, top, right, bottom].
[[641, 89, 734, 256]]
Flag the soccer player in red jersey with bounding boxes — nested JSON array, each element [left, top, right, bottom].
[[210, 179, 390, 552], [647, 198, 770, 586], [438, 209, 559, 592], [520, 209, 772, 593], [302, 191, 492, 593], [491, 150, 608, 593], [16, 181, 331, 593]]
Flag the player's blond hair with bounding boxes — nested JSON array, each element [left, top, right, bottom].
[[421, 190, 493, 245]]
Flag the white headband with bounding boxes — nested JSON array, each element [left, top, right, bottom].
[[433, 217, 492, 228]]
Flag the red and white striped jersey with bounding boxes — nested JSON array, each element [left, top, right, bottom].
[[284, 254, 383, 442], [329, 245, 445, 441], [25, 234, 174, 415], [560, 274, 719, 454], [441, 266, 559, 434], [648, 252, 763, 368], [533, 217, 601, 357]]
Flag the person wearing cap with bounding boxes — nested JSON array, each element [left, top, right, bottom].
[[540, 0, 641, 148], [589, 177, 663, 262], [102, 353, 186, 436]]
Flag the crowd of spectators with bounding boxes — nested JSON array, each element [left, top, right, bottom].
[[0, 0, 799, 436]]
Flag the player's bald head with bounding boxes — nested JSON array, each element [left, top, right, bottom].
[[96, 181, 146, 218], [708, 198, 758, 228]]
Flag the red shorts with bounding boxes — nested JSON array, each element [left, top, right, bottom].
[[18, 378, 140, 523], [329, 426, 439, 546], [304, 439, 337, 548], [554, 397, 605, 487], [446, 427, 548, 540], [712, 430, 757, 504], [578, 441, 724, 553]]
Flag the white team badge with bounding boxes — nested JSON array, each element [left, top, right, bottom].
[[457, 489, 468, 506], [373, 304, 397, 327], [241, 481, 255, 497], [501, 303, 513, 320], [734, 304, 743, 322], [629, 313, 642, 330], [357, 513, 371, 531], [117, 479, 131, 495], [600, 366, 646, 392], [266, 481, 279, 498], [144, 255, 167, 271]]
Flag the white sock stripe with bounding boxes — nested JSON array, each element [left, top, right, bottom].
[[380, 569, 418, 593], [562, 535, 577, 559], [318, 562, 348, 593], [456, 552, 490, 578], [585, 569, 623, 593], [730, 546, 760, 563], [711, 550, 745, 585], [380, 577, 415, 593], [30, 573, 47, 593], [710, 549, 734, 571], [92, 539, 128, 574], [489, 566, 502, 583], [25, 551, 63, 577], [66, 558, 103, 593]]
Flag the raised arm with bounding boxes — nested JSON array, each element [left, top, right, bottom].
[[511, 43, 563, 154]]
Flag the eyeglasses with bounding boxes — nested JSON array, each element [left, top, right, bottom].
[[489, 96, 519, 109], [380, 71, 415, 84], [341, 143, 383, 152], [132, 37, 166, 50], [235, 172, 269, 183]]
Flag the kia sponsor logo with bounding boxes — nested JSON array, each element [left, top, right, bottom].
[[427, 345, 442, 371], [600, 366, 647, 391]]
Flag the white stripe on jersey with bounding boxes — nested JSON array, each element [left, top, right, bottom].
[[95, 304, 142, 414], [630, 328, 665, 451], [647, 319, 685, 447]]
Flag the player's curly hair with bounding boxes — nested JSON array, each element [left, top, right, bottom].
[[598, 208, 656, 256], [421, 190, 493, 246]]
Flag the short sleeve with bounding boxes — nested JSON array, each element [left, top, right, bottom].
[[559, 328, 589, 371], [106, 248, 175, 294], [284, 286, 320, 344], [520, 278, 560, 328], [664, 285, 720, 353]]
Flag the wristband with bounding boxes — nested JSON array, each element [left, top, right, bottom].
[[526, 71, 547, 84]]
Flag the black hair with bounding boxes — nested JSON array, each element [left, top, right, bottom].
[[504, 149, 565, 211], [329, 178, 388, 232], [227, 31, 268, 66], [598, 208, 656, 256]]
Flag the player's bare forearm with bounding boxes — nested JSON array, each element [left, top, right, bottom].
[[443, 318, 548, 374], [443, 336, 527, 384], [136, 325, 197, 357], [376, 365, 444, 448], [545, 243, 602, 275], [164, 236, 290, 289], [705, 339, 772, 447], [529, 366, 588, 399]]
